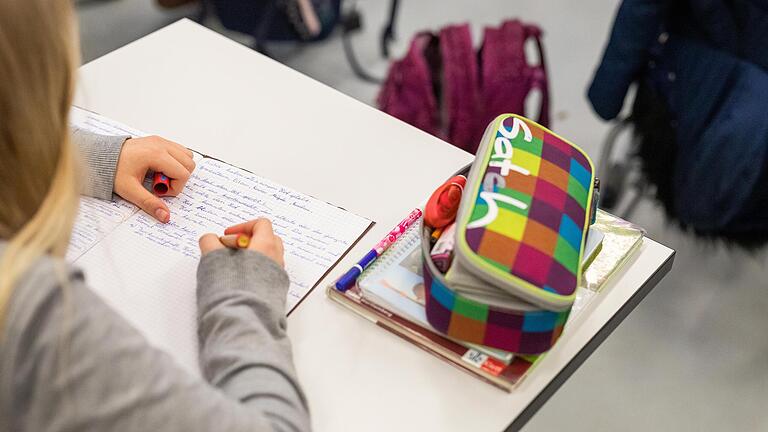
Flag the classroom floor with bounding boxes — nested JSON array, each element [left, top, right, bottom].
[[78, 1, 768, 430]]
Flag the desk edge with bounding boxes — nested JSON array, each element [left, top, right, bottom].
[[505, 248, 676, 431]]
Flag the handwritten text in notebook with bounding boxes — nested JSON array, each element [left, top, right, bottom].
[[125, 158, 365, 309], [67, 197, 137, 261]]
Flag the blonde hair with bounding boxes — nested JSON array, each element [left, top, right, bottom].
[[0, 0, 81, 326]]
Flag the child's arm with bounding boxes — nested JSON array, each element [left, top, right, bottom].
[[72, 128, 195, 223], [3, 224, 310, 431], [71, 127, 128, 200], [196, 219, 307, 429]]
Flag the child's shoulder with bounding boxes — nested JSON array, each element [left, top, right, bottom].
[[0, 242, 85, 334]]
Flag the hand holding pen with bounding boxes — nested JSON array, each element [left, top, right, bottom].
[[115, 135, 196, 223], [198, 218, 285, 267]]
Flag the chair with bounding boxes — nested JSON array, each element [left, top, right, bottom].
[[596, 117, 652, 220]]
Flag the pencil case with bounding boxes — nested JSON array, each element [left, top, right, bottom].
[[421, 113, 596, 354]]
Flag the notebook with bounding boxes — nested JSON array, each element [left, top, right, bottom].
[[328, 210, 643, 391], [68, 107, 373, 375]]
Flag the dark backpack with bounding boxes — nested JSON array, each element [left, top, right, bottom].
[[377, 19, 550, 154], [208, 0, 341, 42]]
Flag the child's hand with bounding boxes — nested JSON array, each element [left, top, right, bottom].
[[199, 218, 285, 267], [115, 136, 195, 223]]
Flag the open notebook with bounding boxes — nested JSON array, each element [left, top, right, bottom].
[[68, 107, 373, 375]]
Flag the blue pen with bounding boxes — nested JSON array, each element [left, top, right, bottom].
[[335, 208, 423, 292]]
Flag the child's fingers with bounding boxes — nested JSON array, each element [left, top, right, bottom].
[[153, 154, 190, 183], [218, 234, 239, 248], [221, 218, 284, 266], [223, 220, 252, 235], [166, 144, 196, 173], [174, 142, 194, 158], [275, 236, 285, 263], [149, 152, 190, 182], [167, 176, 190, 197], [153, 154, 191, 197], [242, 219, 285, 267], [123, 180, 171, 223], [249, 218, 274, 241], [219, 234, 250, 249], [198, 233, 225, 255], [224, 219, 259, 235], [223, 219, 270, 238], [273, 235, 285, 267]]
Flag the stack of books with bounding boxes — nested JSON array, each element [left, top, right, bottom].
[[327, 210, 644, 391]]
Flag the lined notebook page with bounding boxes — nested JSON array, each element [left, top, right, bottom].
[[71, 105, 145, 137], [67, 197, 137, 261], [68, 108, 372, 375], [122, 157, 371, 312], [67, 107, 209, 262], [67, 108, 148, 261]]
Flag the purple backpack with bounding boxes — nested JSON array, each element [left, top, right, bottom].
[[377, 19, 550, 154]]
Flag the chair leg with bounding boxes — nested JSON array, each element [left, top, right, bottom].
[[195, 0, 209, 23], [251, 0, 277, 56], [597, 118, 632, 210], [341, 5, 383, 83], [380, 0, 400, 58], [620, 183, 646, 220]]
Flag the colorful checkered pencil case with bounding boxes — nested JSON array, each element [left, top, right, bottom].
[[422, 114, 596, 354]]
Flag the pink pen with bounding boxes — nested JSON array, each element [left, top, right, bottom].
[[373, 208, 423, 254], [335, 208, 423, 291]]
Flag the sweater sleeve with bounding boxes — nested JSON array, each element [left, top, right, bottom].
[[587, 0, 667, 120], [72, 127, 129, 200], [0, 250, 310, 432], [196, 249, 310, 429]]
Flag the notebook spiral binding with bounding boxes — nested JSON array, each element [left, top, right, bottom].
[[359, 217, 423, 284]]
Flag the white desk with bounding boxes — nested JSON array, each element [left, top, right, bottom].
[[76, 19, 674, 432]]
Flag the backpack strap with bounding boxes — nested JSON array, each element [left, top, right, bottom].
[[439, 24, 481, 153], [525, 24, 551, 126], [479, 20, 551, 129], [376, 32, 441, 137], [479, 20, 526, 129]]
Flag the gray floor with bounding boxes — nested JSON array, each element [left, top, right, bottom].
[[77, 1, 768, 430]]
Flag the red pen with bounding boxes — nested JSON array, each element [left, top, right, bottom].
[[152, 172, 170, 195]]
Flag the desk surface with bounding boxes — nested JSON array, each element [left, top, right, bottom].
[[76, 19, 675, 432]]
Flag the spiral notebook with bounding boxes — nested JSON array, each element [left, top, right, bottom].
[[359, 219, 425, 305]]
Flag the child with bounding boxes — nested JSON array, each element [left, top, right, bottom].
[[0, 1, 310, 431]]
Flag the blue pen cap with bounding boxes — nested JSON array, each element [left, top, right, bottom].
[[335, 267, 362, 291], [335, 250, 378, 291]]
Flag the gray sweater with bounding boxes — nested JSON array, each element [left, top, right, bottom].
[[0, 131, 310, 432]]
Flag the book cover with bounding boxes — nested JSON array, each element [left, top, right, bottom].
[[327, 286, 532, 391]]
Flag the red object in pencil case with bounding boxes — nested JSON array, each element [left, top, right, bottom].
[[424, 175, 467, 229], [152, 172, 170, 195]]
